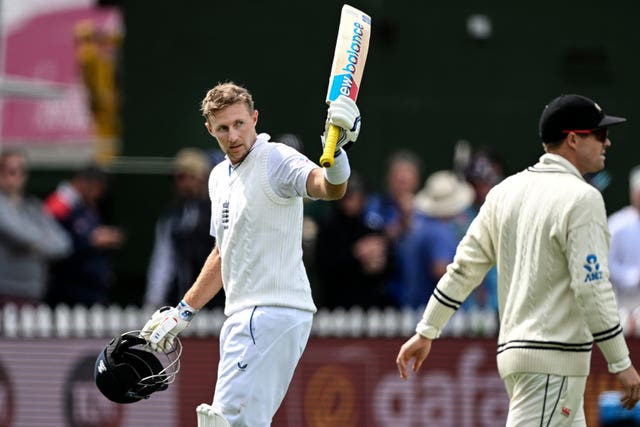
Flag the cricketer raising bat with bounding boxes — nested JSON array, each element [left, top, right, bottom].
[[320, 4, 372, 168]]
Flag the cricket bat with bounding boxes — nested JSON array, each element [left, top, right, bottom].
[[319, 4, 372, 168]]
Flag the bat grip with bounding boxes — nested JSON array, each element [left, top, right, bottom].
[[320, 124, 340, 168]]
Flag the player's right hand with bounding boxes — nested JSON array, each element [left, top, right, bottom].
[[322, 95, 361, 151], [140, 306, 190, 352], [396, 333, 432, 380]]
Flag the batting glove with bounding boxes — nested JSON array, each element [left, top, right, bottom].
[[321, 95, 361, 153], [140, 300, 196, 352]]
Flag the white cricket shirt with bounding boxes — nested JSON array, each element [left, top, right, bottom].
[[208, 134, 318, 316]]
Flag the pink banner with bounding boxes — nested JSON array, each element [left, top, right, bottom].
[[1, 1, 120, 146]]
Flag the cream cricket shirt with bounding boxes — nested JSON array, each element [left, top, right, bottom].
[[417, 153, 630, 377]]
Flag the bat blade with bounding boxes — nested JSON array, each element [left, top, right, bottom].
[[320, 4, 371, 168]]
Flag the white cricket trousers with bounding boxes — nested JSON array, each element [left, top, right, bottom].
[[504, 372, 587, 426], [211, 306, 313, 427]]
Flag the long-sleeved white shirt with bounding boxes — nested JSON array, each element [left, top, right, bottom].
[[417, 153, 630, 377]]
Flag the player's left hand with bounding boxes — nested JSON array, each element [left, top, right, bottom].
[[322, 95, 361, 152]]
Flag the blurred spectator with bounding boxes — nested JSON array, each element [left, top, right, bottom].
[[608, 165, 640, 312], [365, 149, 423, 239], [415, 170, 475, 229], [44, 165, 124, 307], [74, 19, 123, 165], [144, 148, 223, 308], [609, 165, 640, 235], [314, 172, 392, 309], [385, 170, 472, 310], [454, 149, 506, 315], [464, 148, 506, 214], [361, 150, 424, 308], [0, 149, 71, 307]]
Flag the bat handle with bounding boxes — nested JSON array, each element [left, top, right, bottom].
[[320, 124, 340, 168]]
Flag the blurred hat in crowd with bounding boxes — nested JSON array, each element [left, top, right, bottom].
[[464, 151, 504, 186], [173, 148, 211, 178], [415, 170, 474, 218], [539, 94, 626, 143]]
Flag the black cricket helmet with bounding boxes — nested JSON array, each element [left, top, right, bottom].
[[94, 331, 182, 403]]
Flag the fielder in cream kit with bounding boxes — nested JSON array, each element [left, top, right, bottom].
[[396, 94, 640, 426], [139, 82, 360, 426]]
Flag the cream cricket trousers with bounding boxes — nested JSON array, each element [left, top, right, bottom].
[[212, 306, 313, 427], [504, 372, 587, 426]]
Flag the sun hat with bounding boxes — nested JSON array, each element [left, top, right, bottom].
[[414, 170, 475, 218]]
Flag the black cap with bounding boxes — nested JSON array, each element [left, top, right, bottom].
[[538, 94, 626, 142]]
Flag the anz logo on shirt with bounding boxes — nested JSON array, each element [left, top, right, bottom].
[[222, 201, 230, 229], [583, 254, 603, 283]]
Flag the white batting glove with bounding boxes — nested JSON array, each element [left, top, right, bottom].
[[140, 300, 196, 352], [321, 95, 361, 153]]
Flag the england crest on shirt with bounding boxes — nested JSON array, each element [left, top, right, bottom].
[[222, 201, 230, 229]]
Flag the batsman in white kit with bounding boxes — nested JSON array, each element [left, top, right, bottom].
[[139, 82, 360, 426]]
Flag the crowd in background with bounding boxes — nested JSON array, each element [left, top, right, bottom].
[[1, 143, 639, 321], [310, 146, 505, 319]]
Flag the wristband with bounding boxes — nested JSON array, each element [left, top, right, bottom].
[[177, 300, 198, 321], [323, 149, 351, 185]]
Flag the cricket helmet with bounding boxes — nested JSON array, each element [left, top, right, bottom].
[[94, 331, 182, 403]]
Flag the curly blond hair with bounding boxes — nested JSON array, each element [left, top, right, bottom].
[[200, 82, 254, 119]]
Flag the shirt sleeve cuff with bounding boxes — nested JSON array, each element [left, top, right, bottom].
[[608, 356, 632, 374], [416, 321, 441, 339]]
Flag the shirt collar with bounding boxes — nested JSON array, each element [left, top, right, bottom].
[[532, 153, 585, 181], [227, 133, 271, 173]]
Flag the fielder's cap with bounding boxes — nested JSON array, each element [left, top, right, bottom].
[[538, 94, 626, 143], [173, 148, 211, 178], [414, 170, 474, 218]]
